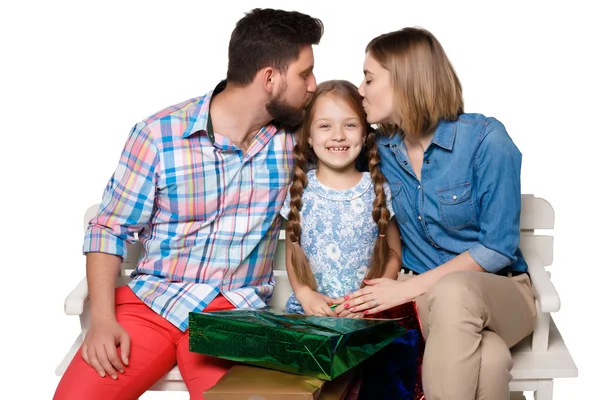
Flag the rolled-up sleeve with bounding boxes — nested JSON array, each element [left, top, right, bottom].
[[469, 119, 522, 273], [83, 122, 160, 259]]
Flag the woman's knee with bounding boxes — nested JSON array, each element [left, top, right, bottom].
[[477, 330, 513, 397], [428, 270, 483, 312], [480, 330, 513, 372]]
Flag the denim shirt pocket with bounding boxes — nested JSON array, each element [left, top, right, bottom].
[[390, 183, 407, 224], [436, 182, 476, 230]]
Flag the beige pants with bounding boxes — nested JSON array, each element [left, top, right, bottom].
[[398, 270, 536, 400]]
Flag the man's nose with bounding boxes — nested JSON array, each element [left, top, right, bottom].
[[307, 75, 317, 93]]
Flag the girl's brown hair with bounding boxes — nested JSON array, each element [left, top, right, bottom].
[[366, 27, 464, 136], [286, 80, 391, 290]]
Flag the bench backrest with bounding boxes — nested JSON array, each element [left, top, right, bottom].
[[83, 195, 555, 278]]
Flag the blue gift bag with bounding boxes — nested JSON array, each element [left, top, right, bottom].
[[357, 328, 421, 400]]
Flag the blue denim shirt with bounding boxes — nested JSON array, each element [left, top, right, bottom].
[[377, 113, 527, 274]]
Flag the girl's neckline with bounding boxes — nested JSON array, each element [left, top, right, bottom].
[[307, 169, 372, 201]]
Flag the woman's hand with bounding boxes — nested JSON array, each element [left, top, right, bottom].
[[333, 277, 418, 316], [296, 287, 337, 317], [332, 294, 365, 318], [334, 307, 366, 319]]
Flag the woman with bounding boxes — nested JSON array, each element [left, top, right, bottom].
[[334, 27, 536, 400]]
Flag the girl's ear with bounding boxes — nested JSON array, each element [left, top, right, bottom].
[[308, 138, 313, 147]]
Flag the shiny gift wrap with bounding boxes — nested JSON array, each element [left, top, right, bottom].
[[203, 364, 359, 400], [361, 301, 425, 400], [189, 308, 406, 380]]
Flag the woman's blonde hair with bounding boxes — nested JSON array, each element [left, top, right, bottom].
[[287, 80, 391, 290], [366, 27, 464, 136]]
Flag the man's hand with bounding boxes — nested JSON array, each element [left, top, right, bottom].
[[81, 318, 131, 380], [296, 287, 337, 317]]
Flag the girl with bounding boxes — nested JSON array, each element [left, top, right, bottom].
[[279, 80, 401, 317], [337, 28, 536, 400]]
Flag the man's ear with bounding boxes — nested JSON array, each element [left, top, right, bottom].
[[261, 67, 276, 93]]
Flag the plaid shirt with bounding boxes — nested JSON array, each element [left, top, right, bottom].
[[83, 82, 295, 330]]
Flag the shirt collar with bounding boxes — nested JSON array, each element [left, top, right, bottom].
[[182, 80, 227, 140], [374, 127, 403, 146], [430, 120, 456, 151], [376, 120, 456, 151], [377, 131, 395, 145]]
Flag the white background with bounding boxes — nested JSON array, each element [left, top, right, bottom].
[[1, 0, 598, 398]]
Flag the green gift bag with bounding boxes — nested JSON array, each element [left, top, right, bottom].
[[189, 307, 406, 381]]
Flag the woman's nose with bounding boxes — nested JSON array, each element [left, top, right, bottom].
[[358, 80, 366, 97]]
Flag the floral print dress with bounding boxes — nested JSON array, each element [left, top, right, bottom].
[[279, 170, 394, 314]]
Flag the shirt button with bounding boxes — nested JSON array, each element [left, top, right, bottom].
[[392, 144, 397, 148], [452, 195, 457, 200], [417, 185, 421, 190], [418, 216, 422, 221]]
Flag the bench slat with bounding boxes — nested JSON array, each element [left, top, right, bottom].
[[510, 319, 577, 380], [520, 195, 554, 230]]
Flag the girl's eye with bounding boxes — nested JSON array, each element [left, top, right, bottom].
[[365, 80, 372, 85], [346, 123, 358, 128], [319, 124, 330, 129]]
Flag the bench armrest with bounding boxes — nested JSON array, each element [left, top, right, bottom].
[[527, 256, 560, 313], [64, 274, 133, 316], [64, 277, 89, 315]]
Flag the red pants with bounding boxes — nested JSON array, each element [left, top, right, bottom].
[[53, 286, 235, 400]]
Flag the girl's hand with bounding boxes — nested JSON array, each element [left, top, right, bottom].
[[296, 288, 337, 317], [334, 278, 416, 316], [329, 292, 365, 318], [335, 307, 365, 319]]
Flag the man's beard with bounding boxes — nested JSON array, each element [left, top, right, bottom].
[[266, 93, 305, 132]]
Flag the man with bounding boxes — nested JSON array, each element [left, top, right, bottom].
[[54, 8, 323, 399]]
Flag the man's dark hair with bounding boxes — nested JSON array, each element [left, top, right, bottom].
[[227, 8, 324, 86]]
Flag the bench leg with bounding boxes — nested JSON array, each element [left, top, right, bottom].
[[534, 380, 553, 400]]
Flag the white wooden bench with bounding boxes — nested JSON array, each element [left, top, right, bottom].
[[55, 195, 577, 399]]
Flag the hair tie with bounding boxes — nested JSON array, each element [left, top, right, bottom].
[[379, 234, 386, 238]]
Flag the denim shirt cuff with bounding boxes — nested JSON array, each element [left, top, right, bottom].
[[468, 244, 510, 273]]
